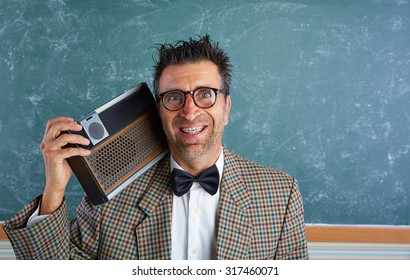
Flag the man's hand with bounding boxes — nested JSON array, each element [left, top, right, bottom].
[[39, 116, 91, 215]]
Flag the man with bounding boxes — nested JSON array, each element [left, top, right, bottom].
[[3, 35, 308, 259]]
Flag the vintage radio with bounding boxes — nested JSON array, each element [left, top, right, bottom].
[[65, 83, 168, 205]]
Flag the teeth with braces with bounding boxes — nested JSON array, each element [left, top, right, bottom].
[[181, 126, 204, 135]]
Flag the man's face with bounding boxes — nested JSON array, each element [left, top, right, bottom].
[[157, 60, 231, 166]]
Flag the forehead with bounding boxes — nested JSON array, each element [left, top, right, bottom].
[[159, 60, 221, 92]]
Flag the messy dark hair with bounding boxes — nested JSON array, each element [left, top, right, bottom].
[[152, 34, 232, 98]]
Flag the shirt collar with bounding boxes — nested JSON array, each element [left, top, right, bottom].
[[170, 148, 224, 186]]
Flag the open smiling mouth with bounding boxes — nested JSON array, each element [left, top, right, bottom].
[[180, 126, 206, 135]]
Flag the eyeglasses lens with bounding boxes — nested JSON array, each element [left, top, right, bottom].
[[163, 88, 217, 110]]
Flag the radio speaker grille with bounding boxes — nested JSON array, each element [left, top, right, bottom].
[[84, 110, 167, 195]]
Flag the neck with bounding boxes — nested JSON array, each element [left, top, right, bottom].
[[171, 146, 222, 176]]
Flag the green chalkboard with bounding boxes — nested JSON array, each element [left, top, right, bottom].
[[1, 0, 409, 225]]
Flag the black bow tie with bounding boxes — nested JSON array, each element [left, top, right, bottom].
[[171, 164, 220, 197]]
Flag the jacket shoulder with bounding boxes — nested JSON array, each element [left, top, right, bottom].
[[224, 149, 295, 184]]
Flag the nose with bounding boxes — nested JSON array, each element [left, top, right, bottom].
[[179, 94, 200, 121]]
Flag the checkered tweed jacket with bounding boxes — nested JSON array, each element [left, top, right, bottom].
[[3, 148, 308, 259]]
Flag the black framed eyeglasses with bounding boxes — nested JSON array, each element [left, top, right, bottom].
[[157, 87, 227, 111]]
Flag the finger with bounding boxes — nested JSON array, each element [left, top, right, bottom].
[[45, 133, 91, 152], [44, 147, 91, 165], [43, 119, 83, 145], [59, 146, 92, 158], [44, 116, 75, 135]]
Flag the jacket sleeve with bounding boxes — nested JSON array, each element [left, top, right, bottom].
[[274, 179, 309, 260], [2, 195, 101, 259]]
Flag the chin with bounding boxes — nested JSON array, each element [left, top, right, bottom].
[[173, 144, 208, 160], [179, 148, 205, 159]]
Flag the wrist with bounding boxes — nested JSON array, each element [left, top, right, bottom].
[[40, 188, 64, 215]]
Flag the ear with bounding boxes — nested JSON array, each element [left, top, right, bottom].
[[224, 95, 231, 125]]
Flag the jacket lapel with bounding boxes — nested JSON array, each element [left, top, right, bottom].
[[216, 149, 253, 259], [135, 155, 174, 260]]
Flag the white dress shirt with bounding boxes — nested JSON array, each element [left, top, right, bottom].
[[170, 150, 223, 260]]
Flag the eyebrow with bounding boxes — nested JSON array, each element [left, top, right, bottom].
[[160, 86, 218, 93]]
